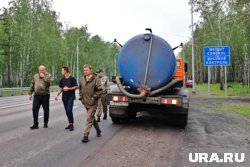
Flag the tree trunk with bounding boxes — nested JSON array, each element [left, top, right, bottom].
[[7, 42, 12, 87]]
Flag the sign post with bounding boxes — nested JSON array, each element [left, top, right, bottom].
[[204, 46, 230, 97]]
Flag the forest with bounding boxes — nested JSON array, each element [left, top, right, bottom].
[[183, 0, 250, 89], [0, 0, 249, 88], [0, 0, 119, 87]]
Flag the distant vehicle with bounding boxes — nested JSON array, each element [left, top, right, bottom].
[[108, 29, 189, 128], [185, 80, 193, 88]]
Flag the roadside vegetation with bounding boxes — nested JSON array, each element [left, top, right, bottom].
[[193, 82, 250, 97], [190, 82, 250, 117], [216, 104, 250, 116], [182, 0, 250, 93], [0, 0, 120, 88]]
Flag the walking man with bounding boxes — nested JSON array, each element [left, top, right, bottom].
[[28, 65, 53, 129], [79, 64, 102, 143], [95, 69, 109, 122], [55, 66, 78, 131]]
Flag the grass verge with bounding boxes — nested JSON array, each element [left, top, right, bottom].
[[214, 104, 250, 116], [192, 82, 250, 97], [191, 82, 250, 118]]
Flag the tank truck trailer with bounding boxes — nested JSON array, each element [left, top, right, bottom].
[[108, 29, 189, 128]]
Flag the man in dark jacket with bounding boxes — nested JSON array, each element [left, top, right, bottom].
[[79, 64, 102, 143], [28, 65, 53, 129], [55, 66, 78, 131]]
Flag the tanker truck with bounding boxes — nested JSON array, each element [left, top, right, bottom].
[[108, 29, 189, 128]]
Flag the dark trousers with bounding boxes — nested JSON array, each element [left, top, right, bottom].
[[32, 94, 50, 125], [63, 98, 74, 124]]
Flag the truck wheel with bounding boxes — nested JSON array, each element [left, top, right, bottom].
[[128, 104, 137, 119], [177, 114, 188, 128], [128, 111, 137, 119], [111, 117, 122, 124]]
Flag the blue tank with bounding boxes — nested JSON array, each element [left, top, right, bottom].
[[118, 33, 176, 91]]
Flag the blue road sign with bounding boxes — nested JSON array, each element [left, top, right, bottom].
[[204, 46, 230, 66]]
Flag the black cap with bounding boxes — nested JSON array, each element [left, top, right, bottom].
[[96, 69, 103, 73]]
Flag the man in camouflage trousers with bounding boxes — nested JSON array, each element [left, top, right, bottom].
[[79, 64, 102, 143], [95, 69, 109, 122], [28, 65, 53, 129]]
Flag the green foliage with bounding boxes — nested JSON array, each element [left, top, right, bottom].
[[0, 0, 120, 87], [185, 0, 250, 86]]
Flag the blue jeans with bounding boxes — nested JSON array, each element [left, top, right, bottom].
[[63, 98, 74, 124]]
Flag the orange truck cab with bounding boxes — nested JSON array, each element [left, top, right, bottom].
[[174, 57, 185, 81]]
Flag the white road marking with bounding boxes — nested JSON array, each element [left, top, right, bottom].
[[0, 97, 58, 109], [0, 102, 31, 110], [39, 116, 44, 118]]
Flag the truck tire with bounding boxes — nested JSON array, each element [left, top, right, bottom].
[[177, 114, 188, 128], [111, 117, 122, 124], [128, 104, 137, 119], [128, 111, 137, 119]]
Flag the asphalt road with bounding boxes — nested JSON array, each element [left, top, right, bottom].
[[0, 94, 249, 167], [0, 93, 122, 167]]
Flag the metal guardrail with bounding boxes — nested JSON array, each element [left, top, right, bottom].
[[0, 83, 113, 97], [0, 86, 58, 97]]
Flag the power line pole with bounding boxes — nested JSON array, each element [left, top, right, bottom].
[[76, 36, 84, 83], [191, 0, 196, 94]]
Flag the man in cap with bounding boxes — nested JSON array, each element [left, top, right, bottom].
[[95, 69, 109, 122]]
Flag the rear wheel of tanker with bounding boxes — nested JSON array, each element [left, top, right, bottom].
[[128, 111, 137, 119], [111, 117, 122, 124], [177, 114, 188, 128]]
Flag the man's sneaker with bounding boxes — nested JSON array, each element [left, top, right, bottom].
[[82, 136, 89, 143], [97, 130, 102, 137], [30, 125, 39, 130], [103, 114, 107, 120], [69, 125, 74, 131], [43, 124, 48, 128], [97, 116, 101, 122]]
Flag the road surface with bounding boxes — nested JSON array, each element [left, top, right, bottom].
[[0, 94, 249, 167]]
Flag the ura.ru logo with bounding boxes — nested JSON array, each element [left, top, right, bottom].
[[189, 153, 245, 163]]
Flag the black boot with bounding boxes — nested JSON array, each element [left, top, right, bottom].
[[69, 124, 74, 131], [65, 124, 71, 130], [43, 123, 48, 128], [82, 136, 89, 143], [30, 124, 39, 130], [97, 130, 102, 137], [103, 114, 107, 120], [97, 116, 101, 122]]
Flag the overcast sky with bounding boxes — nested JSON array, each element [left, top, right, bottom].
[[1, 0, 199, 52]]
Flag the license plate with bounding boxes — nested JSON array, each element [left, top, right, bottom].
[[110, 101, 129, 106]]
